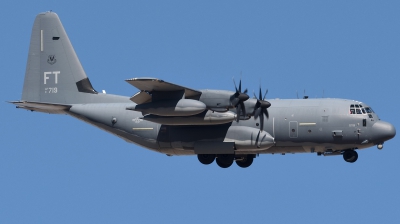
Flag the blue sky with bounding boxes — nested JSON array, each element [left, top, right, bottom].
[[1, 1, 400, 223]]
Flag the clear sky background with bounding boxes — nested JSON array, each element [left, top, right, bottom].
[[1, 1, 399, 223]]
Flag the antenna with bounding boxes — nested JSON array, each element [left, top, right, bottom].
[[303, 89, 308, 99], [296, 91, 299, 99]]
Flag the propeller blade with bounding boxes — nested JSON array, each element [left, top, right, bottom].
[[263, 108, 269, 119], [263, 89, 268, 100], [252, 85, 271, 130], [236, 105, 241, 122], [254, 107, 261, 119], [260, 132, 266, 142], [241, 102, 246, 117], [233, 79, 238, 92], [231, 98, 239, 107], [231, 78, 250, 121]]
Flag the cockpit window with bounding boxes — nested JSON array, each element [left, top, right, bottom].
[[350, 104, 368, 115], [365, 107, 374, 113], [354, 105, 362, 114]]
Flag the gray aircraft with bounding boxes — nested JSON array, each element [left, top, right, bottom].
[[10, 12, 396, 168]]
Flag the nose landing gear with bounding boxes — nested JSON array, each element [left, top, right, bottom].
[[377, 143, 384, 150]]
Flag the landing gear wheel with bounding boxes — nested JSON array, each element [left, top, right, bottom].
[[197, 154, 215, 165], [216, 154, 234, 168], [343, 150, 358, 163], [236, 155, 254, 168]]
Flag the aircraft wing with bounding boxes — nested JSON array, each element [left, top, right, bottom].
[[126, 77, 202, 103]]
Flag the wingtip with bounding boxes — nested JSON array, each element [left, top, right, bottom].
[[125, 77, 161, 82]]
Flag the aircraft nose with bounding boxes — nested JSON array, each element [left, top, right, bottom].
[[371, 120, 396, 142]]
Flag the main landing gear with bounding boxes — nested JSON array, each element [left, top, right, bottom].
[[343, 150, 358, 163], [197, 154, 255, 168], [235, 155, 254, 168], [197, 154, 215, 165]]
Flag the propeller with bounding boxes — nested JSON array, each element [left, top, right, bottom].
[[230, 78, 249, 122], [253, 87, 271, 131]]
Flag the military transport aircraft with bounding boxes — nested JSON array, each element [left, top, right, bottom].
[[10, 12, 396, 168]]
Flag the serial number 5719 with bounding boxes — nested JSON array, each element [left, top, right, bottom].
[[45, 87, 58, 93]]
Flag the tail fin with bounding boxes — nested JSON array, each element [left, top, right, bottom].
[[21, 12, 97, 104]]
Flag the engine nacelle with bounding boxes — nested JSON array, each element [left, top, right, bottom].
[[143, 110, 236, 125], [225, 126, 275, 151], [127, 99, 206, 116]]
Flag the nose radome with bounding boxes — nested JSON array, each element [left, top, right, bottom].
[[372, 121, 396, 142]]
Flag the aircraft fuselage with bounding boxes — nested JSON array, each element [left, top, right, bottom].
[[67, 94, 395, 157]]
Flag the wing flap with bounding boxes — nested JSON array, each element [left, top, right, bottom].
[[130, 91, 152, 104]]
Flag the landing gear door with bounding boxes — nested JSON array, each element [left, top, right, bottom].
[[157, 125, 171, 148]]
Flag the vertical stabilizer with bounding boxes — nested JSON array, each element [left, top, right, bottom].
[[22, 12, 97, 104]]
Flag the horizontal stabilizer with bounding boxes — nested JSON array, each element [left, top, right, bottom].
[[9, 101, 71, 114]]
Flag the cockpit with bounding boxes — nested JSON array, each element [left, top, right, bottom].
[[349, 104, 375, 118]]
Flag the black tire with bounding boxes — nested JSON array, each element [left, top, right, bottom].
[[343, 150, 358, 163], [197, 154, 215, 165], [236, 155, 254, 168], [216, 154, 234, 168]]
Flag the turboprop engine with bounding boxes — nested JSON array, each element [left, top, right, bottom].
[[225, 126, 275, 151], [127, 99, 206, 116], [191, 126, 275, 155]]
